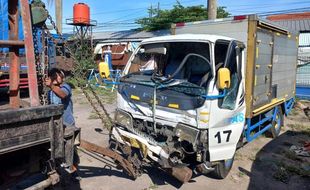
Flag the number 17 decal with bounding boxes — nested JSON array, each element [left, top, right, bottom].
[[214, 130, 232, 144]]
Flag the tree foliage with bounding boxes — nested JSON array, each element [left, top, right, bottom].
[[136, 1, 230, 31]]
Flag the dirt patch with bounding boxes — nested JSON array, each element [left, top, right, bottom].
[[245, 101, 310, 190], [72, 89, 310, 190]]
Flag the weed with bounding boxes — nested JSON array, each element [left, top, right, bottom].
[[273, 160, 310, 183], [283, 150, 298, 161], [88, 113, 100, 120], [238, 171, 245, 178], [273, 166, 290, 183], [142, 183, 158, 190]]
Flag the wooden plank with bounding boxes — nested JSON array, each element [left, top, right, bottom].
[[20, 0, 40, 106]]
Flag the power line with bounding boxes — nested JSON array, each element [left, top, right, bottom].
[[228, 1, 310, 12], [232, 4, 310, 12], [220, 0, 310, 8], [104, 9, 146, 23], [257, 7, 310, 16], [90, 0, 203, 16], [93, 0, 310, 24]]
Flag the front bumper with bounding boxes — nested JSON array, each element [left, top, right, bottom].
[[111, 126, 195, 183], [111, 126, 170, 165]]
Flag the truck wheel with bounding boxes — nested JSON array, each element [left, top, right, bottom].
[[212, 157, 234, 179], [269, 106, 284, 138]]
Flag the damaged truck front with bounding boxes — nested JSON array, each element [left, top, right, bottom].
[[110, 15, 298, 182]]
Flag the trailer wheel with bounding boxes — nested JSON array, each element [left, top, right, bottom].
[[212, 156, 234, 179], [269, 106, 284, 138]]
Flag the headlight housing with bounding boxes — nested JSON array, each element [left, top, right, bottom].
[[114, 109, 133, 129], [174, 123, 200, 145]]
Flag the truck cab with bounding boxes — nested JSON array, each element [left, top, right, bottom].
[[111, 34, 246, 178]]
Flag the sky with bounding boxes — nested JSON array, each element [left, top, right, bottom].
[[42, 0, 310, 33]]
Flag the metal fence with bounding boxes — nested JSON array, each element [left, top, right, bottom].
[[297, 64, 310, 86]]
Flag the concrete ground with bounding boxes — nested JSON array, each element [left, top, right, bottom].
[[70, 89, 310, 190]]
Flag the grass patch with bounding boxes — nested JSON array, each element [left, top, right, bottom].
[[82, 86, 116, 105], [273, 160, 310, 183], [67, 77, 116, 104], [273, 166, 290, 183], [142, 183, 158, 190], [88, 112, 100, 120], [238, 171, 245, 178], [283, 150, 299, 161]]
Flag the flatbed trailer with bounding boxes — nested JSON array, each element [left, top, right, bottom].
[[0, 1, 71, 188], [0, 105, 65, 188], [0, 1, 143, 188]]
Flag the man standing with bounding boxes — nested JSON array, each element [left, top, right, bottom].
[[45, 68, 80, 181]]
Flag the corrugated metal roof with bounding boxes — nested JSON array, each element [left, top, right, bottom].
[[93, 29, 170, 42], [272, 19, 310, 32], [267, 12, 310, 21]]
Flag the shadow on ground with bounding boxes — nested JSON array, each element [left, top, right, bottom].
[[238, 131, 310, 190]]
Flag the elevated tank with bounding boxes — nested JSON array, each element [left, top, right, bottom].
[[73, 3, 90, 25]]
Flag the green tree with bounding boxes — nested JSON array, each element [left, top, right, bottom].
[[136, 1, 230, 31]]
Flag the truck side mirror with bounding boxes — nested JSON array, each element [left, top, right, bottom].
[[217, 68, 231, 90]]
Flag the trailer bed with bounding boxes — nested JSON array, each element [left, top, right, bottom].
[[0, 105, 64, 155]]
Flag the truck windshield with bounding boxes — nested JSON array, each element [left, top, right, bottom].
[[125, 42, 212, 92]]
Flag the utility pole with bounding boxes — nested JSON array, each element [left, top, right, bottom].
[[55, 0, 62, 33], [207, 0, 217, 20], [150, 4, 153, 18], [157, 2, 160, 17]]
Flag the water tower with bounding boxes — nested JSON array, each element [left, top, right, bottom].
[[66, 3, 97, 58]]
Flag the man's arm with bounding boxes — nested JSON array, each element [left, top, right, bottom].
[[45, 77, 68, 99], [50, 85, 68, 99]]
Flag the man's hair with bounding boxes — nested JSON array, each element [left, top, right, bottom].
[[48, 68, 65, 81]]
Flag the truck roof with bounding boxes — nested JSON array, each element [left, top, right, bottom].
[[141, 34, 235, 44]]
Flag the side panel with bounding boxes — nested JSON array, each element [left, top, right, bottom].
[[250, 23, 298, 116], [174, 20, 249, 48], [271, 34, 298, 100], [252, 29, 273, 109]]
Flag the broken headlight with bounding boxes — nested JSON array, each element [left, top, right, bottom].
[[114, 109, 133, 129], [174, 123, 200, 145]]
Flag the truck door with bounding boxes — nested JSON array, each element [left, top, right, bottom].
[[208, 40, 246, 161], [253, 29, 273, 109]]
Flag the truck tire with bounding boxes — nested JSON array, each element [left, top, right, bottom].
[[212, 157, 234, 179], [269, 106, 284, 138]]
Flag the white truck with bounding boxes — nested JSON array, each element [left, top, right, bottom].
[[110, 15, 298, 181]]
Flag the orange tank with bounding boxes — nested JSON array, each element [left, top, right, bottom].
[[73, 3, 90, 24]]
